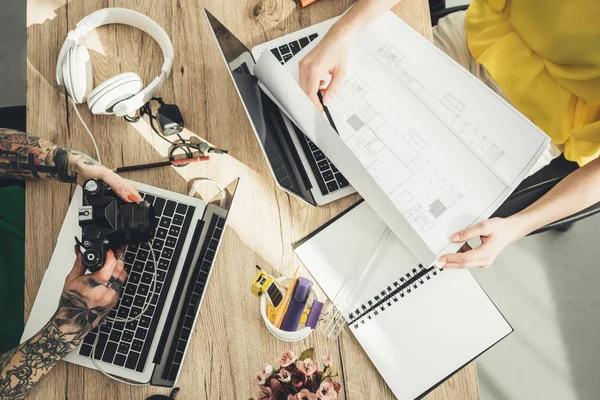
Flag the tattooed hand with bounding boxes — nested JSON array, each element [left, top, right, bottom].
[[0, 128, 142, 202], [57, 246, 128, 336], [0, 248, 127, 399]]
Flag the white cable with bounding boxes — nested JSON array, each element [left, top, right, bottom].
[[90, 241, 158, 385], [71, 99, 102, 164]]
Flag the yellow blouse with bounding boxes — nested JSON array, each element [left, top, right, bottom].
[[466, 0, 600, 166]]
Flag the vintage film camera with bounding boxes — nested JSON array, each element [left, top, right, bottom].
[[77, 178, 156, 272]]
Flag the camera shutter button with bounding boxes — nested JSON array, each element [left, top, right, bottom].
[[83, 225, 102, 240]]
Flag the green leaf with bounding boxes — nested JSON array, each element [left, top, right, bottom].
[[299, 348, 314, 361]]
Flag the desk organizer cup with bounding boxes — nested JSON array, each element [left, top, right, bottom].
[[260, 276, 317, 342]]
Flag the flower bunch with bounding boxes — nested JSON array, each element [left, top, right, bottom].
[[250, 348, 341, 400]]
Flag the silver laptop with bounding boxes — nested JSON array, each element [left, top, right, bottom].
[[205, 9, 355, 206], [22, 179, 238, 386]]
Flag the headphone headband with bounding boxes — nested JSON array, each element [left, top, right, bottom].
[[56, 8, 174, 116]]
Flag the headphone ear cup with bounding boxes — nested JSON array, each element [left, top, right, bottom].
[[63, 45, 93, 104], [87, 72, 143, 115]]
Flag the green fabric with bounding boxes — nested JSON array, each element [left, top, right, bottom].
[[0, 185, 25, 354]]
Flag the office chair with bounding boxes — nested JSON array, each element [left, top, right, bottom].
[[428, 0, 600, 234]]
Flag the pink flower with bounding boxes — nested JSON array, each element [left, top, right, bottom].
[[276, 349, 297, 367], [252, 364, 275, 386], [278, 369, 292, 382], [296, 389, 319, 400], [296, 358, 318, 376], [316, 381, 338, 400], [321, 354, 333, 367]]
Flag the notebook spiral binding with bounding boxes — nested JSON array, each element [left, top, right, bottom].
[[347, 264, 444, 329]]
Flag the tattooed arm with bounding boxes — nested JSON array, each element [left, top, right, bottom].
[[0, 128, 141, 201], [0, 249, 128, 399]]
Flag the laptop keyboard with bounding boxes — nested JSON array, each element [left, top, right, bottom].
[[79, 192, 195, 373], [161, 214, 225, 382], [270, 33, 351, 196], [270, 33, 319, 64]]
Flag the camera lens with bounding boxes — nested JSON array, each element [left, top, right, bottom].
[[116, 201, 156, 246]]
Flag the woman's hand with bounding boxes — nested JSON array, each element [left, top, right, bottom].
[[54, 247, 128, 340], [440, 217, 528, 269], [76, 160, 142, 203], [299, 29, 351, 111]]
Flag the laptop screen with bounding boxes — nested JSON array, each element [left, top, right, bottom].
[[205, 10, 314, 205]]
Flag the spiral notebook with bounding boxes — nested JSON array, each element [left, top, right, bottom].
[[294, 201, 513, 400]]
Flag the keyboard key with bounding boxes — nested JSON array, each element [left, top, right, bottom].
[[141, 273, 153, 285], [165, 236, 177, 248], [156, 228, 168, 239], [157, 269, 166, 281], [121, 330, 134, 343], [134, 295, 146, 308], [102, 342, 118, 363], [309, 33, 318, 41], [125, 252, 136, 264], [151, 293, 159, 305], [135, 328, 148, 340], [322, 170, 334, 182], [117, 308, 129, 319], [132, 340, 144, 352], [125, 352, 140, 370], [138, 284, 149, 296], [336, 173, 350, 188], [278, 44, 290, 55], [289, 41, 301, 55], [208, 239, 218, 251], [100, 321, 112, 333], [79, 344, 93, 357], [270, 47, 282, 61], [113, 321, 125, 331], [114, 354, 127, 367], [160, 217, 171, 228], [162, 248, 174, 259], [126, 320, 138, 331], [139, 316, 151, 329], [184, 316, 195, 329], [331, 164, 339, 173], [133, 261, 145, 273], [217, 218, 225, 229], [130, 307, 142, 319], [174, 351, 184, 364], [172, 214, 184, 226], [176, 203, 188, 215], [156, 282, 163, 293], [317, 159, 329, 171], [152, 239, 164, 251], [283, 53, 292, 62], [137, 249, 149, 261], [129, 273, 141, 284], [308, 141, 318, 151], [326, 180, 339, 192], [168, 226, 180, 237], [299, 37, 309, 48], [109, 330, 122, 342], [163, 201, 176, 217], [313, 150, 325, 161], [92, 334, 108, 360], [153, 198, 166, 215], [158, 259, 170, 270], [144, 194, 155, 205]]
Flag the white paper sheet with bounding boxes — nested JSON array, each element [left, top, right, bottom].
[[255, 11, 549, 266], [294, 202, 513, 399]]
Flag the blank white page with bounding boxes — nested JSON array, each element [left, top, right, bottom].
[[294, 202, 512, 399]]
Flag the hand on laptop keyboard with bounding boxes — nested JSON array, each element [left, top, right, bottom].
[[56, 246, 128, 340]]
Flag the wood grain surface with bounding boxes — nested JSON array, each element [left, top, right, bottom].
[[25, 0, 478, 398]]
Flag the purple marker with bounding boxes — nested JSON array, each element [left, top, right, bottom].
[[280, 277, 313, 332], [306, 301, 324, 329]]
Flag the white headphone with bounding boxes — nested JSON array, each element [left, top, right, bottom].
[[56, 8, 174, 117]]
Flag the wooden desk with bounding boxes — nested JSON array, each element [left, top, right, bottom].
[[25, 0, 478, 398]]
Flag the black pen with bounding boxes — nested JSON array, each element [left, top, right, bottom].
[[317, 91, 338, 134]]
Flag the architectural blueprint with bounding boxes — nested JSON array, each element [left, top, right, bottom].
[[322, 12, 549, 256]]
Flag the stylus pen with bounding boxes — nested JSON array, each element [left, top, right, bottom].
[[114, 155, 210, 173], [317, 91, 338, 133]]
